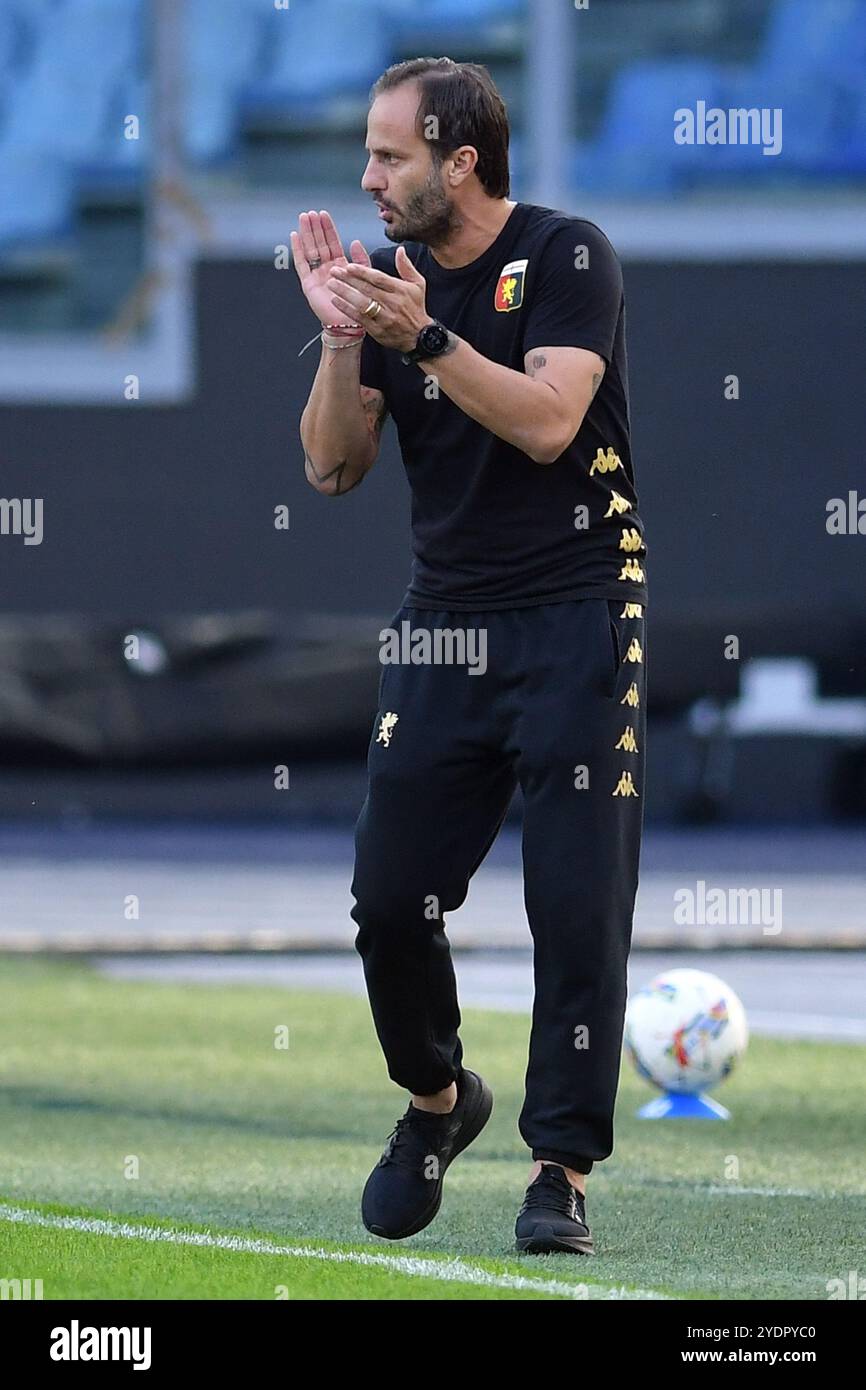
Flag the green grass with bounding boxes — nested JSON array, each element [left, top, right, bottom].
[[0, 955, 864, 1300], [2, 1216, 577, 1300]]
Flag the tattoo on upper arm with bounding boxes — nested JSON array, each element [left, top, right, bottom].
[[526, 352, 605, 405]]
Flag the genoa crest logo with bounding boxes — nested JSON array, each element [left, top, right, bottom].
[[494, 258, 528, 312]]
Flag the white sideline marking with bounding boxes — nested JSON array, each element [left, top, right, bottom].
[[0, 1203, 672, 1301], [623, 1177, 857, 1201], [706, 1185, 816, 1198]]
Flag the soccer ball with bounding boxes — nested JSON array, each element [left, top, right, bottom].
[[624, 968, 749, 1095]]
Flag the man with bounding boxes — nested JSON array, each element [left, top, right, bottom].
[[293, 57, 647, 1256]]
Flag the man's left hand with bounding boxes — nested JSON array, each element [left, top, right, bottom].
[[328, 246, 432, 353]]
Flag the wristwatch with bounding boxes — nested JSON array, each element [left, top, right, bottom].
[[401, 320, 451, 367]]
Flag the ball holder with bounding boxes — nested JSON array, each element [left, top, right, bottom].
[[637, 1091, 731, 1120]]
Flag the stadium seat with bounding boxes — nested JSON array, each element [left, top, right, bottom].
[[0, 0, 56, 49], [383, 0, 524, 48], [756, 0, 864, 81], [0, 0, 143, 171], [0, 152, 72, 254], [817, 86, 866, 176], [384, 0, 524, 21], [243, 0, 390, 113], [801, 0, 866, 175], [0, 6, 20, 81], [572, 60, 726, 193], [184, 0, 265, 164], [698, 0, 866, 179], [701, 72, 837, 177]]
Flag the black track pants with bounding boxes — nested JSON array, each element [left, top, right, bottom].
[[350, 596, 647, 1175]]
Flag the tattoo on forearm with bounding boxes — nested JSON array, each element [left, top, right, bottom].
[[591, 370, 604, 399], [304, 389, 385, 495], [527, 353, 548, 379], [304, 450, 362, 495]]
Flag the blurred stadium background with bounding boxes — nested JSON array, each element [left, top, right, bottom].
[[1, 0, 865, 1007]]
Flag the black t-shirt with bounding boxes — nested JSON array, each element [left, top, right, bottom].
[[360, 201, 648, 611]]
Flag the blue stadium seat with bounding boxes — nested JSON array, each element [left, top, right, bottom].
[[803, 0, 866, 175], [383, 0, 524, 21], [0, 6, 20, 80], [0, 0, 142, 171], [699, 0, 866, 179], [837, 89, 866, 173], [757, 0, 864, 81], [184, 0, 265, 164], [0, 152, 72, 253], [813, 83, 866, 176], [382, 0, 524, 46], [0, 0, 56, 42], [243, 0, 390, 113], [572, 60, 726, 193], [703, 71, 836, 177]]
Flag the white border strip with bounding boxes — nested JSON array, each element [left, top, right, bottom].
[[0, 1203, 673, 1301], [202, 193, 866, 263]]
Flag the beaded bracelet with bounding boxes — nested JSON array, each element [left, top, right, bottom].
[[298, 325, 366, 358], [322, 334, 366, 351]]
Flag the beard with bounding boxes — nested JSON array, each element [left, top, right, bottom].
[[383, 164, 461, 245]]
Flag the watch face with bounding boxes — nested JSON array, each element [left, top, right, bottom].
[[420, 323, 448, 354]]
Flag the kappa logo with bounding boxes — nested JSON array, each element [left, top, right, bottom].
[[620, 602, 642, 618], [612, 770, 639, 798], [621, 682, 640, 708], [619, 527, 644, 554], [605, 491, 632, 517], [376, 712, 399, 747], [618, 558, 644, 583], [494, 258, 528, 312], [624, 637, 643, 664], [615, 725, 639, 753], [589, 447, 622, 476]]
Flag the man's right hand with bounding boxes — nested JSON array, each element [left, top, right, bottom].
[[291, 211, 372, 327]]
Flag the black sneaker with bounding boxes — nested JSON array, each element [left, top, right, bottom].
[[361, 1067, 493, 1240], [515, 1164, 595, 1255]]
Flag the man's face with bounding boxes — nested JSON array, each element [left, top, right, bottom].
[[362, 83, 460, 244]]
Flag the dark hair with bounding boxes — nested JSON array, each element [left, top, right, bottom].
[[370, 57, 510, 199]]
